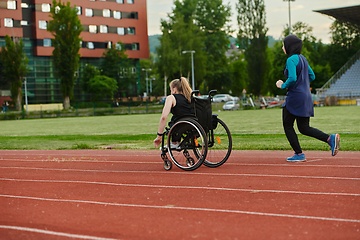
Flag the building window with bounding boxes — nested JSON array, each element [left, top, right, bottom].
[[107, 41, 112, 49], [117, 27, 125, 35], [4, 18, 13, 28], [115, 43, 122, 50], [7, 1, 17, 9], [39, 20, 47, 30], [100, 25, 108, 33], [127, 27, 135, 35], [116, 0, 124, 3], [127, 0, 134, 3], [103, 9, 110, 17], [89, 25, 97, 33], [21, 3, 28, 8], [21, 20, 28, 26], [44, 39, 51, 47], [85, 8, 93, 17], [42, 3, 51, 12], [76, 6, 81, 15], [132, 43, 139, 50], [113, 11, 121, 19], [88, 42, 94, 49]]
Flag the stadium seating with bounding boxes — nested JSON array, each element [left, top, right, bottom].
[[321, 59, 360, 98]]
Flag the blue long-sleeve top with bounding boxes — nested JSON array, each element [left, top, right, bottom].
[[281, 54, 316, 117], [281, 55, 315, 89]]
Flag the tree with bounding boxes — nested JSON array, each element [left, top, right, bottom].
[[47, 0, 83, 109], [82, 64, 100, 93], [99, 42, 134, 97], [87, 75, 118, 102], [328, 20, 360, 73], [0, 35, 29, 111], [236, 0, 270, 96], [156, 3, 207, 92], [228, 51, 248, 96], [194, 0, 232, 93]]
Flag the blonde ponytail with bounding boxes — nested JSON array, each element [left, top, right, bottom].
[[170, 77, 193, 102]]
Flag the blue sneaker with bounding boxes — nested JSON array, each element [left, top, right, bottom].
[[328, 134, 340, 156], [287, 153, 306, 162]]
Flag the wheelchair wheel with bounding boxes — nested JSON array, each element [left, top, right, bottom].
[[203, 118, 232, 168], [163, 160, 172, 171], [167, 119, 207, 171]]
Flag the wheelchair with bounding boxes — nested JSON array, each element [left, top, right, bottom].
[[159, 90, 232, 171]]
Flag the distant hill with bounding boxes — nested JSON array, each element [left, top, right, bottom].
[[149, 34, 161, 53], [149, 34, 280, 54]]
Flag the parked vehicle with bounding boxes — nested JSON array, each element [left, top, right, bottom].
[[222, 101, 240, 111], [230, 96, 240, 102], [213, 94, 232, 103], [159, 96, 166, 104], [196, 95, 209, 99]]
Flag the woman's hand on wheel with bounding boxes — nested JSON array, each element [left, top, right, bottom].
[[154, 136, 162, 148]]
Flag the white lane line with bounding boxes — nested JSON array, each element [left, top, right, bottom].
[[1, 177, 359, 196], [1, 159, 359, 168], [0, 225, 119, 240], [1, 194, 359, 223], [0, 159, 159, 164], [1, 166, 359, 181]]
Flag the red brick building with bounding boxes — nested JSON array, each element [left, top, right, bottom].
[[0, 0, 149, 104]]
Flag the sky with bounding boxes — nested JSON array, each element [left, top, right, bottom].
[[147, 0, 360, 44]]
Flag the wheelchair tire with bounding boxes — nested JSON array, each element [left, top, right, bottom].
[[163, 160, 172, 171], [203, 118, 232, 168], [167, 118, 208, 171]]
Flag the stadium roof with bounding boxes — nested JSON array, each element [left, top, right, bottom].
[[313, 5, 360, 26]]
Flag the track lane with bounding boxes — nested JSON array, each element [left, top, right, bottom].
[[1, 150, 359, 239]]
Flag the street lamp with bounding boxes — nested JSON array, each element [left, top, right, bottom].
[[182, 50, 195, 90], [283, 0, 295, 35], [23, 77, 28, 113], [150, 78, 156, 93], [141, 68, 151, 96]]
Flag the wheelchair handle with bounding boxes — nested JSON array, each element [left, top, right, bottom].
[[208, 90, 217, 96], [192, 90, 200, 96]]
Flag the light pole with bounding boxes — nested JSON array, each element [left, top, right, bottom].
[[142, 68, 151, 96], [24, 77, 28, 113], [150, 78, 155, 93], [283, 0, 295, 35], [182, 50, 195, 90]]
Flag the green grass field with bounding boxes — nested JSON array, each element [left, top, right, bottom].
[[0, 105, 359, 151]]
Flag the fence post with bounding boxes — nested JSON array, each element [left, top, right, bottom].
[[93, 102, 96, 116]]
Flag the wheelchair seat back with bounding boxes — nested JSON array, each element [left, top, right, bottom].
[[192, 96, 213, 132]]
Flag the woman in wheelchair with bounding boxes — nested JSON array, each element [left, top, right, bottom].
[[153, 77, 194, 149]]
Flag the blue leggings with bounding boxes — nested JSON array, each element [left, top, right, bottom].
[[283, 107, 329, 154]]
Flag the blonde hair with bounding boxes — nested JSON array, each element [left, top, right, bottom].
[[170, 77, 192, 102]]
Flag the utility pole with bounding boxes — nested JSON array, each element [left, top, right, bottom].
[[141, 68, 151, 96], [283, 0, 295, 35]]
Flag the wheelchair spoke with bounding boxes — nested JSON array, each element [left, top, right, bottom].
[[167, 119, 207, 171]]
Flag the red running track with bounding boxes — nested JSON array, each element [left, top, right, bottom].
[[0, 150, 359, 240]]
